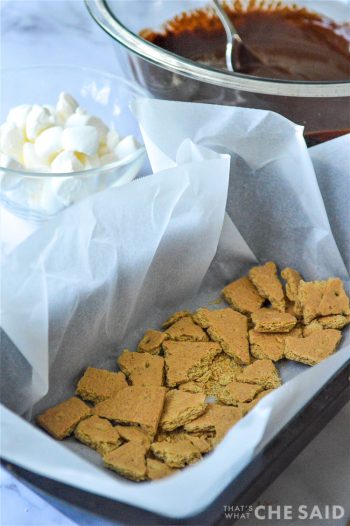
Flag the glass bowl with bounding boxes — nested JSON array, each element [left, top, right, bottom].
[[0, 65, 147, 222], [86, 0, 350, 146]]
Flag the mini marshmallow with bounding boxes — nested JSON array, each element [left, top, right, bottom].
[[6, 104, 32, 131], [26, 105, 55, 141], [114, 135, 140, 160], [0, 153, 22, 170], [66, 113, 108, 142], [51, 150, 85, 173], [56, 92, 78, 120], [100, 153, 119, 166], [0, 122, 24, 161], [106, 129, 120, 151], [34, 126, 63, 162], [22, 143, 49, 171], [62, 125, 99, 156]]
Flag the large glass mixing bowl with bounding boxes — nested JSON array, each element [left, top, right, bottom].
[[86, 0, 350, 145]]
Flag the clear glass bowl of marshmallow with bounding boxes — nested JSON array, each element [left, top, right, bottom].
[[0, 66, 147, 221]]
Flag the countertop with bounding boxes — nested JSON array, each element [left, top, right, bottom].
[[1, 1, 350, 525]]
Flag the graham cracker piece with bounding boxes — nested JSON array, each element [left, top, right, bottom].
[[163, 340, 221, 387], [103, 442, 147, 481], [36, 397, 91, 440], [281, 268, 302, 302], [151, 438, 201, 468], [137, 330, 168, 355], [303, 315, 350, 336], [284, 329, 342, 366], [194, 308, 250, 365], [165, 316, 209, 342], [146, 458, 176, 480], [236, 359, 281, 389], [222, 276, 265, 315], [74, 415, 122, 455], [178, 381, 204, 394], [76, 367, 128, 403], [298, 278, 350, 324], [249, 262, 285, 312], [93, 386, 166, 437], [114, 426, 151, 447], [251, 308, 297, 333], [157, 431, 213, 453], [162, 311, 192, 329], [209, 353, 242, 385], [160, 390, 207, 431], [118, 350, 164, 387], [218, 381, 263, 405], [200, 379, 226, 399], [184, 404, 243, 445], [239, 389, 275, 415], [249, 327, 302, 361]]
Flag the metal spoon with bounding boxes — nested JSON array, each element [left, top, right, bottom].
[[212, 0, 264, 73]]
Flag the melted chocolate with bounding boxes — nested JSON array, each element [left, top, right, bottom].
[[141, 2, 350, 81]]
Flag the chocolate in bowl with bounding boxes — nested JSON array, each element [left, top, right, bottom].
[[141, 2, 350, 82], [86, 0, 350, 146]]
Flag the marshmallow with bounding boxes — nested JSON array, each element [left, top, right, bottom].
[[100, 153, 118, 166], [0, 153, 22, 170], [114, 135, 140, 160], [62, 125, 99, 156], [0, 122, 24, 161], [26, 105, 55, 141], [56, 92, 78, 120], [51, 151, 85, 173], [106, 129, 120, 151], [66, 113, 108, 142], [6, 104, 32, 131], [34, 126, 63, 162], [22, 143, 49, 171]]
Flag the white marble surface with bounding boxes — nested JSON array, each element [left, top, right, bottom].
[[1, 1, 350, 525]]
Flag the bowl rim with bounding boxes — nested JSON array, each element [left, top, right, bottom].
[[1, 64, 147, 178], [85, 0, 350, 98]]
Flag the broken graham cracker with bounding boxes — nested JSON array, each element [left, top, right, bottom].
[[298, 278, 350, 324], [161, 310, 192, 329], [178, 381, 204, 394], [163, 340, 221, 387], [281, 267, 303, 317], [137, 329, 168, 355], [184, 404, 243, 445], [303, 315, 350, 336], [103, 442, 148, 481], [146, 458, 177, 480], [284, 329, 342, 366], [222, 276, 265, 315], [236, 359, 281, 389], [151, 438, 201, 468], [76, 367, 128, 403], [251, 308, 297, 333], [74, 415, 122, 455], [160, 390, 207, 431], [218, 381, 263, 405], [93, 386, 166, 437], [249, 327, 302, 361], [156, 430, 213, 453], [165, 316, 209, 342], [118, 350, 164, 387], [249, 262, 285, 312], [114, 426, 151, 447], [36, 397, 91, 440], [194, 308, 250, 365], [209, 353, 242, 385], [239, 389, 275, 415]]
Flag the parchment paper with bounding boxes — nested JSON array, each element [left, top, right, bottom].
[[1, 99, 349, 519]]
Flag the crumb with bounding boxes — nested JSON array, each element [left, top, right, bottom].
[[118, 350, 164, 387], [194, 308, 250, 365], [284, 329, 342, 366], [222, 276, 264, 315], [36, 397, 91, 440], [236, 359, 281, 389], [137, 330, 168, 355], [74, 415, 122, 454], [93, 386, 166, 437], [165, 316, 208, 342], [163, 340, 221, 387], [249, 262, 285, 312], [160, 390, 207, 431], [103, 442, 147, 481], [251, 308, 297, 333], [76, 367, 128, 403]]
